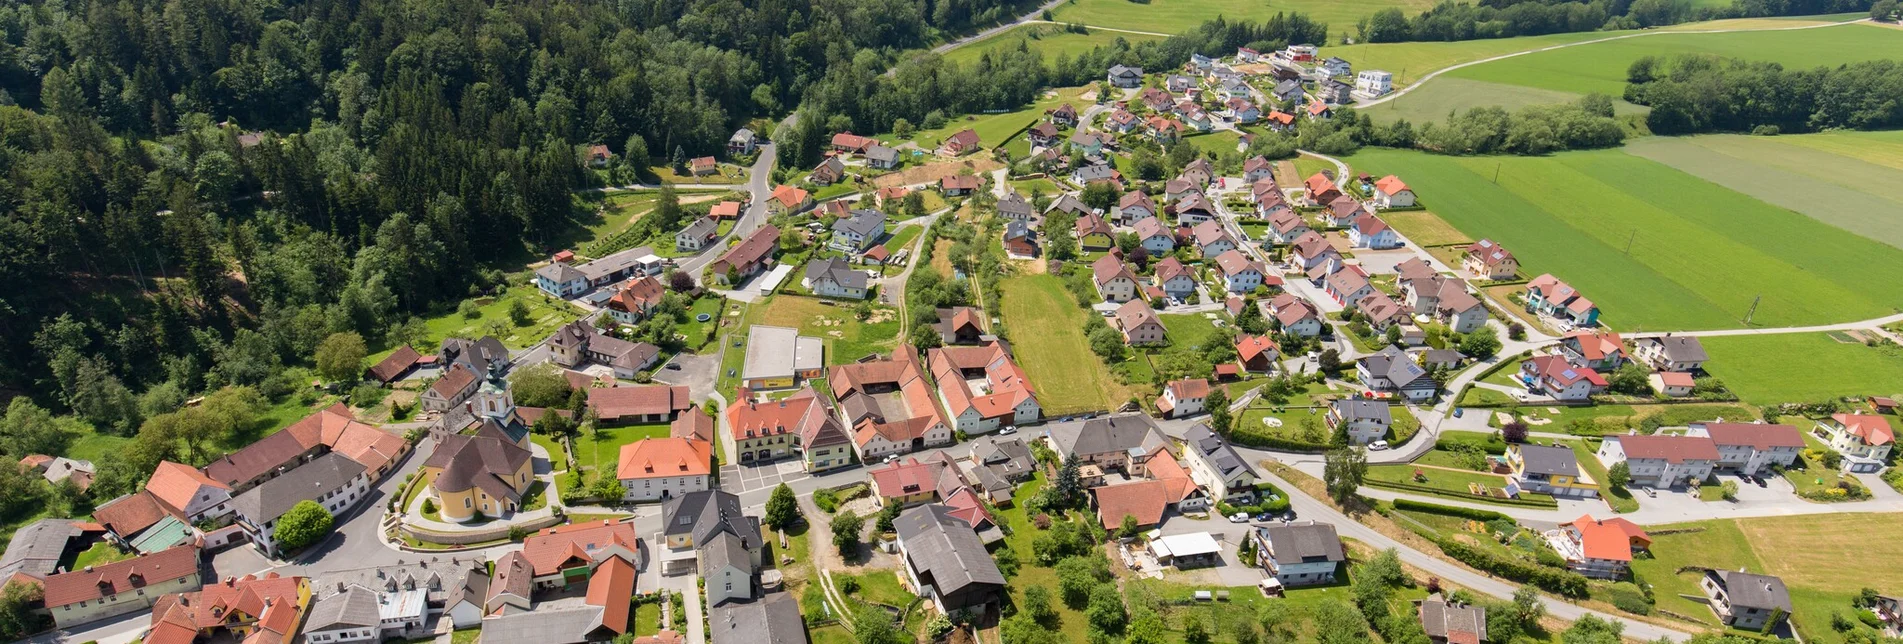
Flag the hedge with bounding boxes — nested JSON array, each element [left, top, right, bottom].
[[1229, 432, 1330, 452], [1390, 498, 1512, 522], [1438, 537, 1590, 598], [1365, 479, 1560, 508], [1435, 432, 1508, 455]]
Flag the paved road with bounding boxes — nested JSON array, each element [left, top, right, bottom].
[[680, 143, 779, 282], [929, 0, 1071, 54]]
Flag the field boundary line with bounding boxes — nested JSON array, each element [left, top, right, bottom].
[[1355, 18, 1871, 108]]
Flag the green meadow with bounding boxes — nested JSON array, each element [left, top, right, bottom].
[[943, 24, 1164, 67], [1048, 0, 1439, 38], [1699, 334, 1903, 405], [1349, 147, 1903, 331]]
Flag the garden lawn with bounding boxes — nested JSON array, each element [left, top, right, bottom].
[[1699, 333, 1903, 405], [72, 541, 132, 569], [574, 424, 670, 482], [677, 295, 728, 350], [1626, 134, 1903, 250], [1562, 439, 1637, 513], [577, 192, 661, 243], [368, 282, 582, 363], [999, 275, 1132, 415], [992, 473, 1094, 644], [884, 225, 923, 254], [1350, 147, 1903, 330], [1448, 23, 1903, 98], [942, 24, 1165, 67], [754, 295, 903, 366], [633, 602, 661, 637], [1235, 407, 1333, 446], [1157, 312, 1228, 351], [1366, 464, 1557, 506], [1049, 0, 1439, 39]]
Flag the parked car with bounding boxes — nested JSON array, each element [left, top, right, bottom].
[[1228, 512, 1250, 523], [1643, 486, 1658, 497], [999, 426, 1017, 435], [1369, 440, 1389, 451]]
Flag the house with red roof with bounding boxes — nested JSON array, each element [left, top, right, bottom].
[[725, 387, 848, 471], [1521, 355, 1607, 402], [1462, 239, 1518, 281], [1525, 273, 1600, 328], [1157, 379, 1211, 419], [1114, 300, 1167, 346], [710, 224, 781, 284], [1088, 447, 1206, 529], [832, 347, 953, 461], [1651, 371, 1697, 398], [1348, 214, 1401, 249], [939, 129, 982, 156], [1268, 294, 1325, 337], [1596, 434, 1720, 488], [1698, 422, 1804, 476], [1372, 175, 1415, 208], [831, 132, 875, 154], [1545, 515, 1650, 579], [868, 452, 961, 507], [616, 438, 713, 502], [1236, 335, 1280, 373], [1816, 413, 1895, 473], [1558, 329, 1628, 371], [928, 342, 1040, 434], [1214, 250, 1274, 294], [145, 461, 233, 524], [588, 385, 692, 425], [519, 520, 642, 588], [1092, 254, 1141, 303], [143, 573, 308, 644], [45, 544, 202, 627], [1289, 231, 1340, 272]]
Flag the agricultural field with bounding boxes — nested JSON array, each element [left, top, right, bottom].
[[881, 86, 1092, 152], [1329, 31, 1631, 88], [1446, 22, 1903, 98], [1633, 515, 1903, 644], [999, 275, 1135, 415], [1363, 77, 1648, 125], [1625, 133, 1903, 250], [1700, 333, 1903, 405], [1047, 0, 1439, 40], [1349, 147, 1903, 330], [942, 24, 1164, 67], [1380, 209, 1471, 247]]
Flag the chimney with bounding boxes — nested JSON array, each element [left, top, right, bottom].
[[336, 582, 346, 593]]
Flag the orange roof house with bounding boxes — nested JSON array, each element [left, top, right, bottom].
[[144, 573, 308, 644], [616, 438, 713, 481]]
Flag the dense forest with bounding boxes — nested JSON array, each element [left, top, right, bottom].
[[1625, 55, 1903, 134], [1355, 0, 1873, 43]]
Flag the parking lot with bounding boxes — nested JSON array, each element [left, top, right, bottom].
[[719, 458, 811, 494]]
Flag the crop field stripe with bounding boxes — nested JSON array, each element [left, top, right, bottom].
[[1699, 333, 1903, 405], [1774, 130, 1903, 172], [1625, 136, 1903, 250]]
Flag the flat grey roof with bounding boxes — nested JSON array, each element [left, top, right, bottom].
[[743, 325, 822, 381]]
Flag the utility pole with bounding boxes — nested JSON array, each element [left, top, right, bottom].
[[1743, 295, 1761, 326], [1624, 228, 1636, 256]]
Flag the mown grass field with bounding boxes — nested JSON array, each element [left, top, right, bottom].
[[1363, 77, 1648, 125], [1625, 134, 1903, 250], [753, 295, 903, 365], [883, 86, 1091, 152], [574, 423, 671, 482], [1349, 147, 1903, 330], [1699, 333, 1903, 405], [942, 24, 1164, 67], [1047, 0, 1438, 39], [1633, 515, 1903, 644], [1329, 31, 1629, 88], [1447, 22, 1903, 98], [999, 275, 1133, 415], [1381, 209, 1472, 247]]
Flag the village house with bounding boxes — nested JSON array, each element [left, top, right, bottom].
[[233, 452, 370, 557], [1265, 210, 1310, 244], [1324, 195, 1367, 228], [940, 174, 981, 196], [933, 307, 985, 345], [1270, 295, 1325, 338], [1028, 122, 1060, 148], [894, 504, 1005, 614], [1250, 522, 1344, 587], [1702, 570, 1793, 631], [1320, 56, 1352, 77], [831, 132, 875, 154], [1318, 79, 1353, 104], [729, 128, 757, 155], [690, 156, 718, 177], [767, 185, 811, 215], [604, 275, 667, 326], [1357, 292, 1408, 331], [830, 209, 887, 252], [1135, 218, 1176, 255], [1068, 131, 1106, 157], [1357, 346, 1437, 401], [1521, 355, 1607, 402], [1050, 102, 1078, 127], [588, 384, 693, 425], [1418, 596, 1486, 644], [1653, 371, 1697, 398], [1463, 239, 1517, 280], [1117, 190, 1156, 224], [1115, 300, 1167, 346], [1508, 443, 1600, 498], [1088, 447, 1206, 529], [1157, 378, 1210, 419], [533, 246, 667, 298], [1349, 214, 1402, 249], [1075, 213, 1115, 251], [833, 348, 954, 461], [1236, 334, 1280, 373], [1371, 175, 1416, 209], [1172, 193, 1218, 226], [1106, 109, 1142, 134], [939, 129, 981, 156], [1071, 162, 1123, 189], [1697, 422, 1804, 477], [1152, 258, 1198, 301], [1263, 110, 1298, 132], [1634, 335, 1709, 372], [709, 200, 742, 221], [616, 437, 713, 502], [1048, 194, 1096, 219], [928, 341, 1041, 434], [1354, 70, 1394, 97], [1328, 399, 1392, 445], [1525, 274, 1600, 327], [1092, 255, 1141, 303], [1557, 329, 1628, 371], [1290, 231, 1341, 272], [1214, 250, 1271, 293], [802, 258, 870, 300], [1227, 98, 1262, 123], [1165, 179, 1202, 204], [44, 545, 202, 627], [1306, 100, 1333, 120], [549, 319, 661, 379], [675, 217, 719, 253], [1401, 275, 1488, 334], [866, 145, 899, 170], [1003, 220, 1038, 258], [1546, 515, 1649, 579], [1107, 64, 1144, 88], [1148, 116, 1185, 144], [1244, 157, 1276, 183], [711, 224, 781, 284], [1304, 173, 1343, 206], [1193, 221, 1239, 257], [726, 387, 849, 471], [1272, 79, 1304, 104], [1324, 265, 1374, 306], [1182, 424, 1259, 503], [996, 192, 1035, 223], [1597, 434, 1719, 488], [1814, 413, 1894, 473]]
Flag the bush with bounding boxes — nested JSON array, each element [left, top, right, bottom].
[[1607, 583, 1652, 615], [1391, 498, 1512, 522], [421, 499, 437, 514], [813, 488, 840, 513], [1437, 538, 1588, 598]]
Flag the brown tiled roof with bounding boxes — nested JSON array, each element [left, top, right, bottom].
[[94, 491, 176, 537], [43, 544, 198, 608], [521, 521, 640, 577], [671, 412, 714, 443], [1614, 434, 1719, 463], [589, 385, 692, 420], [367, 346, 422, 383]]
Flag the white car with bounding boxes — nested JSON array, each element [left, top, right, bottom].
[[999, 426, 1018, 435], [1228, 512, 1250, 523], [1368, 440, 1389, 451]]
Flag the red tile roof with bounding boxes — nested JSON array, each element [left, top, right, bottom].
[[1833, 414, 1895, 446], [940, 175, 982, 191], [1614, 434, 1720, 463], [671, 411, 715, 443], [1561, 515, 1649, 562], [726, 392, 821, 441], [44, 544, 198, 608], [617, 438, 712, 480], [1528, 355, 1607, 388], [870, 457, 949, 499], [1374, 175, 1409, 195], [1702, 423, 1803, 450], [585, 555, 637, 634], [94, 491, 176, 537], [710, 201, 741, 219], [366, 346, 422, 383], [522, 521, 641, 576], [1237, 335, 1279, 364], [1092, 480, 1170, 529], [145, 461, 228, 515], [589, 385, 692, 420]]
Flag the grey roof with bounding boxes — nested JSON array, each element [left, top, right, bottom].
[[709, 592, 806, 644], [895, 504, 1005, 598], [1274, 80, 1302, 97], [971, 436, 1035, 479], [1422, 349, 1465, 366], [305, 585, 382, 632], [481, 606, 607, 644], [536, 262, 585, 284], [1515, 443, 1580, 477], [731, 128, 755, 143], [1048, 194, 1093, 215], [832, 209, 887, 239], [1049, 414, 1167, 460], [866, 145, 898, 164], [1004, 220, 1032, 241], [804, 257, 867, 290], [1108, 64, 1143, 78], [1324, 56, 1350, 66], [1261, 522, 1345, 565], [662, 490, 762, 549], [997, 193, 1034, 218], [1643, 336, 1708, 363], [679, 217, 718, 240], [456, 567, 490, 609], [1711, 570, 1794, 613], [699, 530, 753, 577], [0, 518, 84, 581], [1361, 345, 1431, 388], [232, 452, 367, 524], [1183, 424, 1256, 482], [1419, 597, 1487, 641], [442, 336, 511, 377], [1073, 164, 1117, 181], [1331, 399, 1391, 424]]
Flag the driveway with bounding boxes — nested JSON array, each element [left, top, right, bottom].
[[718, 459, 813, 495], [653, 351, 719, 402]]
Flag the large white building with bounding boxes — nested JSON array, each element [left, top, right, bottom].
[[617, 438, 714, 502], [231, 452, 371, 557]]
